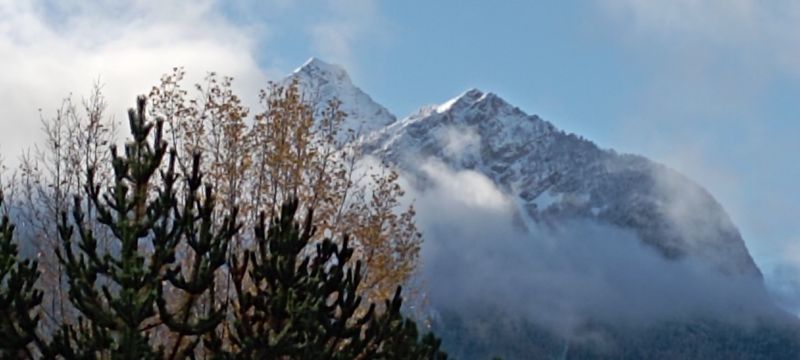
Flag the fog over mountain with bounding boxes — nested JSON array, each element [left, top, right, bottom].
[[287, 58, 800, 359]]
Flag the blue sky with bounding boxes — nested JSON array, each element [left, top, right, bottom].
[[1, 0, 799, 307], [222, 1, 800, 278]]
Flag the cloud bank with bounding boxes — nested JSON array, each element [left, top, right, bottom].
[[402, 158, 776, 340], [0, 0, 266, 164], [594, 0, 800, 316]]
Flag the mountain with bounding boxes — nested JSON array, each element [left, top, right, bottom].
[[281, 58, 800, 359], [363, 87, 760, 278], [284, 58, 396, 141]]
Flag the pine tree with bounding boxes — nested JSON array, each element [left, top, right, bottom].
[[229, 198, 445, 359], [51, 96, 238, 358], [0, 192, 45, 358], [7, 74, 441, 358], [149, 72, 423, 306]]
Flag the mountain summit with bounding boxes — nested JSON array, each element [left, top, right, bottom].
[[279, 58, 797, 359], [367, 86, 760, 278], [285, 58, 395, 141], [282, 57, 761, 278]]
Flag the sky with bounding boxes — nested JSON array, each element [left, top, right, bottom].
[[0, 0, 799, 308]]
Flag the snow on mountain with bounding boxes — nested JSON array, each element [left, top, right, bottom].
[[282, 58, 761, 279], [366, 88, 761, 278], [283, 58, 396, 141], [280, 57, 796, 359]]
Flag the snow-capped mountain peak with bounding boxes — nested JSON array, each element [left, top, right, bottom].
[[366, 89, 760, 278], [286, 58, 761, 278], [434, 88, 516, 116], [436, 88, 485, 113], [283, 58, 795, 359], [293, 57, 352, 89], [283, 58, 396, 141]]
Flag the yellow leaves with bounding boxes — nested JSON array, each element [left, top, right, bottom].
[[12, 70, 426, 353], [147, 72, 423, 310]]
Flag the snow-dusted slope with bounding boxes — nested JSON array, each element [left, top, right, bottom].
[[366, 88, 760, 278], [281, 58, 761, 278], [278, 58, 799, 359], [283, 58, 396, 141]]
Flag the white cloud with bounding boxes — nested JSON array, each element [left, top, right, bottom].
[[595, 0, 799, 147], [418, 159, 511, 211], [0, 0, 267, 164], [401, 157, 774, 339], [310, 22, 359, 69], [436, 125, 480, 159], [766, 259, 800, 315], [309, 0, 384, 73], [595, 0, 800, 315], [598, 0, 800, 75]]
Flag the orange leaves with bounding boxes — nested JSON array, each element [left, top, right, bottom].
[[149, 74, 423, 307]]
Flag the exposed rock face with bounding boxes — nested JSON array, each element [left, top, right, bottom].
[[278, 57, 798, 359], [284, 56, 761, 281], [362, 88, 760, 278]]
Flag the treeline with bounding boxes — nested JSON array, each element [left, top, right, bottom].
[[0, 72, 445, 358], [433, 307, 800, 360]]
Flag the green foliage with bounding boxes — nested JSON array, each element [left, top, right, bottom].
[[51, 96, 238, 358], [0, 94, 441, 359], [229, 198, 446, 359], [0, 94, 444, 359], [0, 192, 44, 358]]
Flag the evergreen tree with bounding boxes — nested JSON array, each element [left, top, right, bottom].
[[0, 192, 44, 358], [229, 198, 446, 359], [51, 96, 238, 358], [5, 92, 444, 358], [150, 73, 422, 307]]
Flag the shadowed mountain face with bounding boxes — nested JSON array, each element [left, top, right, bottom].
[[291, 59, 759, 279], [284, 58, 799, 359], [362, 88, 760, 279]]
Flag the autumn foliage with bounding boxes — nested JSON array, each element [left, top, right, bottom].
[[147, 69, 422, 304], [0, 69, 429, 358]]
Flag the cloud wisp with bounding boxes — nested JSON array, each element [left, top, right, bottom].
[[597, 0, 800, 76], [308, 0, 384, 74]]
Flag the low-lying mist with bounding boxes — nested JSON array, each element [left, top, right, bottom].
[[394, 158, 780, 340]]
